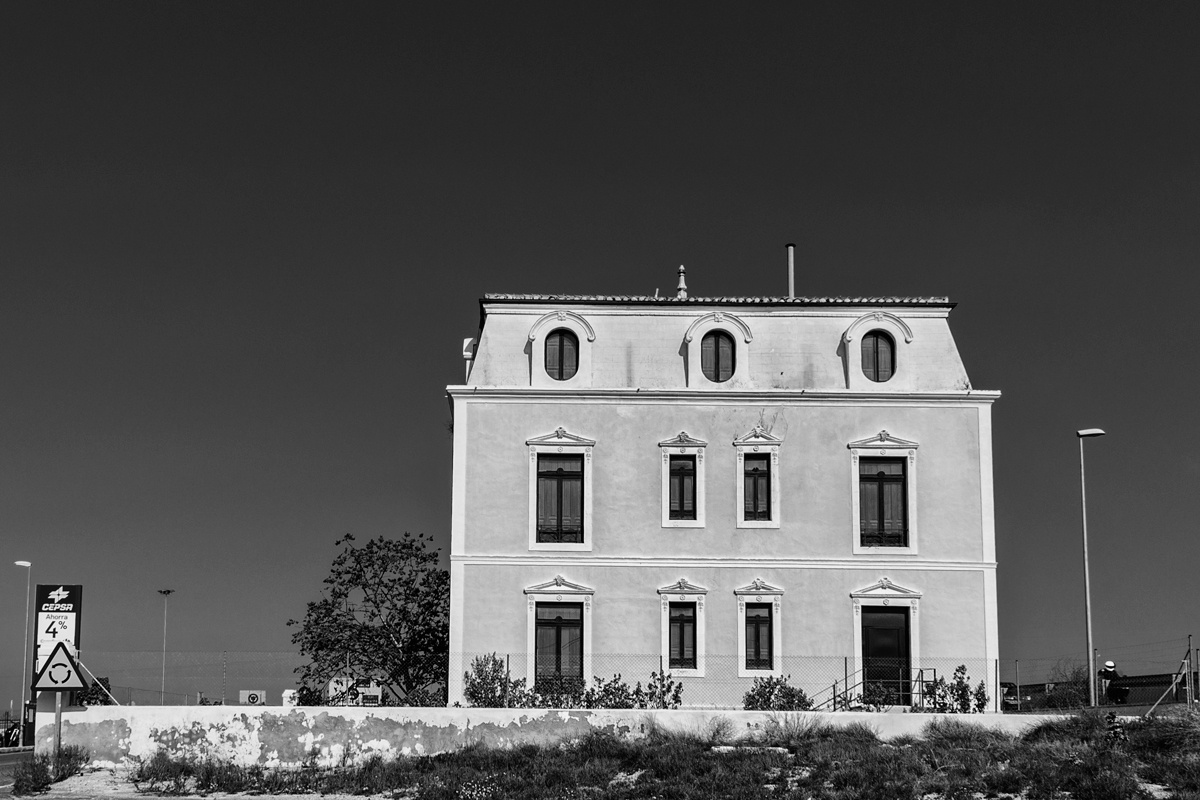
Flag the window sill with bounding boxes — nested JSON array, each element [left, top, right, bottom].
[[853, 543, 917, 556], [663, 519, 704, 529], [668, 666, 704, 678], [530, 541, 593, 552], [737, 519, 780, 530]]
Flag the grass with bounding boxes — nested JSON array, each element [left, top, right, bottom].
[[117, 709, 1200, 798]]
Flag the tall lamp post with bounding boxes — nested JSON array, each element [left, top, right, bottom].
[[158, 589, 175, 705], [1078, 428, 1106, 707], [14, 561, 31, 746]]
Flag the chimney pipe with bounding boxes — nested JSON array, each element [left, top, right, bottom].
[[786, 243, 795, 299]]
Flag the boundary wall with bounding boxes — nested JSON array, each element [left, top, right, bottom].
[[39, 706, 1065, 768]]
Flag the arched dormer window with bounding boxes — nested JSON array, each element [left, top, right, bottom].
[[861, 331, 895, 382], [545, 329, 579, 381], [701, 331, 735, 382]]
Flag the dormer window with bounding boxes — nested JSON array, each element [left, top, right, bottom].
[[861, 331, 895, 382], [545, 329, 579, 381], [701, 330, 735, 382]]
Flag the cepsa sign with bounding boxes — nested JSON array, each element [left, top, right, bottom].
[[35, 585, 82, 672]]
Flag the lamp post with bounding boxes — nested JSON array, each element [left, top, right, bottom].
[[14, 561, 31, 746], [1077, 428, 1106, 707], [158, 590, 175, 705]]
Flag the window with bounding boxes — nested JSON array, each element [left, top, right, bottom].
[[527, 428, 594, 551], [659, 432, 706, 528], [535, 603, 583, 683], [743, 454, 770, 521], [735, 579, 783, 676], [861, 331, 895, 382], [659, 578, 707, 676], [859, 458, 906, 547], [525, 576, 594, 686], [701, 330, 735, 382], [527, 311, 594, 388], [848, 431, 919, 554], [734, 426, 782, 529], [537, 454, 583, 543], [744, 603, 773, 670], [545, 329, 579, 381], [669, 456, 696, 520], [669, 603, 697, 669]]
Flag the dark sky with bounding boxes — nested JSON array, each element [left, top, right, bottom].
[[3, 2, 1199, 706]]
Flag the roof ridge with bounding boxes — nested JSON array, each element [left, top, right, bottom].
[[483, 293, 951, 305]]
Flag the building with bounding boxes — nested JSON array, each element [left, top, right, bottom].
[[447, 272, 999, 708]]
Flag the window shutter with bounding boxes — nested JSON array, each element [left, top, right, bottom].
[[718, 333, 734, 381]]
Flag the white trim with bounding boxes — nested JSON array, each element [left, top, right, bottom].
[[658, 579, 708, 677], [453, 553, 995, 570], [525, 577, 594, 688], [735, 426, 782, 529], [448, 386, 1001, 404], [528, 428, 595, 552], [659, 432, 707, 528], [447, 560, 467, 705], [851, 577, 922, 683], [683, 313, 754, 389], [843, 312, 913, 391], [849, 431, 918, 555], [528, 312, 594, 389], [735, 579, 784, 677]]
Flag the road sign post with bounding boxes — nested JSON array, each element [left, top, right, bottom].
[[31, 642, 85, 757]]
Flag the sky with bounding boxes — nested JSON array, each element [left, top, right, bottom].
[[3, 2, 1199, 707]]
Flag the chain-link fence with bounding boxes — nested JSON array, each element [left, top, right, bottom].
[[49, 639, 1200, 711], [454, 652, 999, 711], [73, 651, 306, 706], [999, 638, 1198, 711]]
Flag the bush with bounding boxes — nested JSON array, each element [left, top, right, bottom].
[[13, 746, 91, 796], [463, 653, 529, 708], [742, 674, 814, 711], [918, 664, 989, 713]]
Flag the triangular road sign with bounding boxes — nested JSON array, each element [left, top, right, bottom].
[[32, 641, 86, 691]]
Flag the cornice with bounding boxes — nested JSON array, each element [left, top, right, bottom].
[[448, 386, 1001, 404], [451, 554, 996, 571]]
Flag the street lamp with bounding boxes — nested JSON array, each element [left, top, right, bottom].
[[14, 561, 31, 746], [158, 590, 175, 705], [1077, 428, 1106, 707]]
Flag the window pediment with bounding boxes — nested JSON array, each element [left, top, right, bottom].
[[527, 428, 596, 447], [847, 430, 918, 450], [524, 575, 595, 596], [659, 431, 707, 449], [843, 311, 914, 344], [734, 578, 785, 596], [683, 311, 753, 344], [734, 425, 783, 447], [527, 310, 596, 343], [851, 576, 922, 600], [658, 578, 709, 595]]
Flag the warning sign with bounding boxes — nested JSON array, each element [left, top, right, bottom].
[[32, 641, 85, 691]]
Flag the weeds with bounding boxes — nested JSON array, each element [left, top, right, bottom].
[[11, 746, 90, 796], [106, 708, 1200, 799]]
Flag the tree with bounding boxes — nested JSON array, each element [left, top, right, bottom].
[[288, 533, 450, 706], [77, 676, 116, 706]]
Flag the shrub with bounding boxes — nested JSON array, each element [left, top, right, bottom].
[[634, 670, 683, 709], [11, 755, 51, 796], [463, 653, 530, 708], [859, 680, 899, 711], [918, 664, 989, 713], [581, 674, 636, 709], [742, 674, 814, 711]]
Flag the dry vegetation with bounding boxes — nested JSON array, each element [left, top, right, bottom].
[[25, 709, 1200, 799]]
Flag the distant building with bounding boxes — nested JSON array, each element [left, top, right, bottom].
[[447, 273, 1000, 707], [325, 676, 387, 706]]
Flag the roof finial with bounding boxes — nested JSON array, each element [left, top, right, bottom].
[[676, 265, 688, 299]]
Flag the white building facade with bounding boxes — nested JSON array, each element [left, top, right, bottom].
[[447, 288, 999, 708]]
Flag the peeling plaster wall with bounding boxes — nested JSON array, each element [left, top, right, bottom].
[[41, 706, 1061, 769]]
